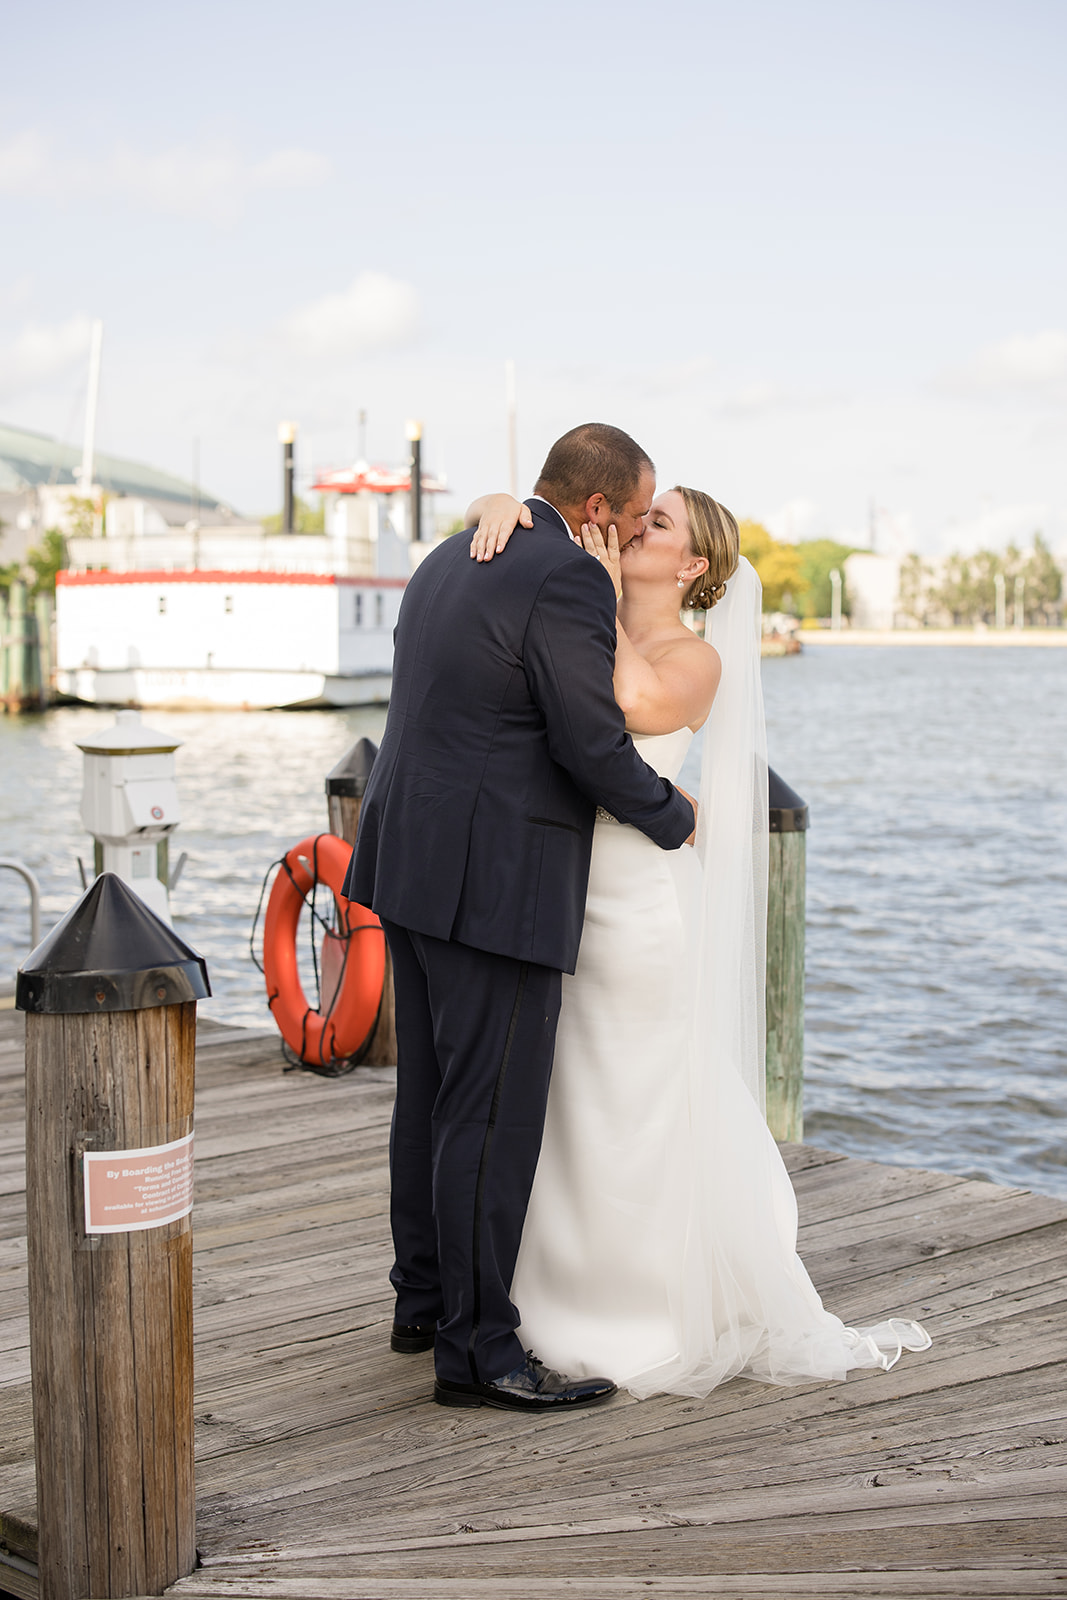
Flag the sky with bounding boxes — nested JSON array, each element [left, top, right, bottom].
[[1, 0, 1064, 557]]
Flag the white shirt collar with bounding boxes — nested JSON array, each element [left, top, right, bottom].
[[527, 494, 573, 537]]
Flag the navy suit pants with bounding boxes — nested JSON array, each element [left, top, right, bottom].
[[382, 920, 562, 1384]]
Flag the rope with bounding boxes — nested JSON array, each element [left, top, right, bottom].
[[248, 856, 284, 975]]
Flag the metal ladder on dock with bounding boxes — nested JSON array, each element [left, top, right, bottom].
[[0, 857, 41, 1007]]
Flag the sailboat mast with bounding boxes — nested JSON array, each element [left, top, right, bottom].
[[78, 319, 104, 494]]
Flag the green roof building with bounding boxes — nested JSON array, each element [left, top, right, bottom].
[[0, 421, 231, 512]]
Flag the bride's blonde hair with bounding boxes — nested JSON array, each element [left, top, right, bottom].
[[674, 487, 740, 611]]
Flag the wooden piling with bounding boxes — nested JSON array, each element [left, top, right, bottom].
[[1, 583, 51, 713], [765, 769, 808, 1142], [3, 581, 26, 713], [17, 873, 210, 1600], [326, 738, 396, 1066], [34, 592, 53, 707], [0, 586, 9, 708]]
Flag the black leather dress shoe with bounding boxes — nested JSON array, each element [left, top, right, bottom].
[[391, 1320, 436, 1353], [434, 1353, 617, 1410]]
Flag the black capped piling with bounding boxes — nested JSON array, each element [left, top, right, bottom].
[[766, 769, 808, 1142], [18, 873, 207, 1599], [326, 739, 396, 1066]]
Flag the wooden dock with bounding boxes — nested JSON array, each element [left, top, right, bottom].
[[2, 1005, 1066, 1600]]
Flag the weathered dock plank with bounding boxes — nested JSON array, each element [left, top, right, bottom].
[[153, 1576, 1067, 1600], [1, 1007, 1065, 1600]]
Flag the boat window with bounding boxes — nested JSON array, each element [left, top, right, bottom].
[[354, 593, 363, 627], [224, 595, 233, 613], [158, 596, 166, 614], [375, 593, 384, 627]]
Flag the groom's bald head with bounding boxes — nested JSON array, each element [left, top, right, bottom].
[[535, 423, 654, 530]]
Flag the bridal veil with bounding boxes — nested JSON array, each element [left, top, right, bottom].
[[625, 556, 930, 1398]]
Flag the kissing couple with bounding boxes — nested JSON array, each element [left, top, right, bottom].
[[344, 423, 929, 1409]]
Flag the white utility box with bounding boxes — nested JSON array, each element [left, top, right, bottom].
[[77, 710, 183, 923]]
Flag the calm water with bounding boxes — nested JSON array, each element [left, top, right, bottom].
[[2, 646, 1065, 1197]]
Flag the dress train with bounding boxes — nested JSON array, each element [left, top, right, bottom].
[[512, 727, 930, 1397]]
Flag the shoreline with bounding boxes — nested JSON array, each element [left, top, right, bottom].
[[800, 627, 1067, 647]]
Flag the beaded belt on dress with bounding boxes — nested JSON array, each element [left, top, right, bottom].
[[595, 806, 620, 824]]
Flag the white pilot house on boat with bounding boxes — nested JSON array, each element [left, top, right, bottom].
[[55, 456, 445, 710]]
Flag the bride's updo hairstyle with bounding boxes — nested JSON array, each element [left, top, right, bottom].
[[675, 487, 740, 611]]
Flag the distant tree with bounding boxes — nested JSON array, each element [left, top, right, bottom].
[[897, 553, 940, 626], [930, 534, 1063, 626], [969, 548, 1003, 626], [0, 515, 17, 591], [1022, 532, 1063, 625], [932, 552, 981, 626], [738, 520, 809, 613], [796, 538, 855, 619], [0, 529, 69, 596], [26, 529, 69, 594], [63, 495, 101, 540], [261, 496, 326, 535]]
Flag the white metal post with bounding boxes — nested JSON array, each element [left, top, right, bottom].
[[829, 568, 842, 631]]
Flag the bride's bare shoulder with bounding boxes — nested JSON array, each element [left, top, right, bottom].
[[637, 630, 722, 731], [684, 634, 722, 716], [656, 629, 722, 686]]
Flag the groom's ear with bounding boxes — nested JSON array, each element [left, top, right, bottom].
[[584, 492, 607, 526]]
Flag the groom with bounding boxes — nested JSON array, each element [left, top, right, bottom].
[[344, 422, 695, 1409]]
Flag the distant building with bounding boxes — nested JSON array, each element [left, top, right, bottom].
[[844, 553, 901, 630], [0, 420, 236, 566]]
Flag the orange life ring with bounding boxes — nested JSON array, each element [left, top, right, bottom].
[[262, 833, 385, 1068]]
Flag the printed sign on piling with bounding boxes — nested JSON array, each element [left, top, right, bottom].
[[83, 1131, 194, 1233]]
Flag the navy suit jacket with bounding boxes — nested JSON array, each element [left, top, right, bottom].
[[343, 498, 694, 973]]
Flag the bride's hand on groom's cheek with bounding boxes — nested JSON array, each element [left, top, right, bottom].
[[578, 523, 623, 600]]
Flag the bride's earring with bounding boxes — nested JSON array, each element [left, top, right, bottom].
[[677, 578, 685, 589]]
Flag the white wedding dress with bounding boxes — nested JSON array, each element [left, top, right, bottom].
[[512, 569, 929, 1398]]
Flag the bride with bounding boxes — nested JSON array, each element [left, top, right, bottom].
[[467, 485, 930, 1398]]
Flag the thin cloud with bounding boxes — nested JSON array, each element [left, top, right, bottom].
[[0, 314, 93, 403], [929, 501, 1050, 557], [764, 498, 818, 541], [250, 149, 331, 188], [714, 381, 845, 418], [0, 274, 34, 314], [717, 381, 790, 416], [0, 128, 331, 220], [281, 273, 421, 362], [0, 129, 47, 190], [639, 358, 717, 398], [938, 330, 1067, 395]]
